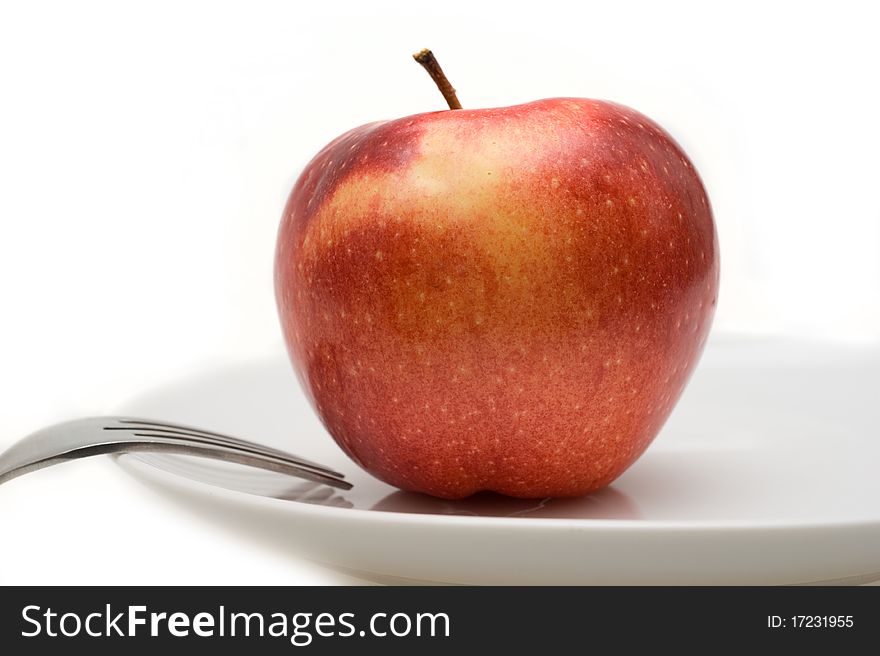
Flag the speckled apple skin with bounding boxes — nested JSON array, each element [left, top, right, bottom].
[[275, 98, 718, 499]]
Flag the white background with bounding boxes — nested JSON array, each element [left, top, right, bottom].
[[1, 0, 878, 584]]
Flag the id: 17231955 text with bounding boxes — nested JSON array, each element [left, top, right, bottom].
[[767, 615, 854, 629]]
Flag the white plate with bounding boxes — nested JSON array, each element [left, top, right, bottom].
[[115, 336, 880, 585]]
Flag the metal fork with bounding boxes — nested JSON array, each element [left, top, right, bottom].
[[0, 417, 351, 489]]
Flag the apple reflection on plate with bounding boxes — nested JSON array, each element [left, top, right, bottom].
[[255, 475, 641, 520], [371, 488, 641, 520]]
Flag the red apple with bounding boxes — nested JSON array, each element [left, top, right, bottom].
[[275, 52, 718, 498]]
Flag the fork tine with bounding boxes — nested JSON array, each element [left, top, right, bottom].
[[111, 427, 347, 479], [111, 418, 343, 477], [113, 418, 326, 464], [121, 429, 345, 480], [0, 417, 353, 490], [117, 434, 353, 490]]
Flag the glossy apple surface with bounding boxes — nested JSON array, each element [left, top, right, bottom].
[[275, 98, 718, 498]]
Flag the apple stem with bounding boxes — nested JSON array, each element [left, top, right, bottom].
[[413, 49, 462, 110]]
